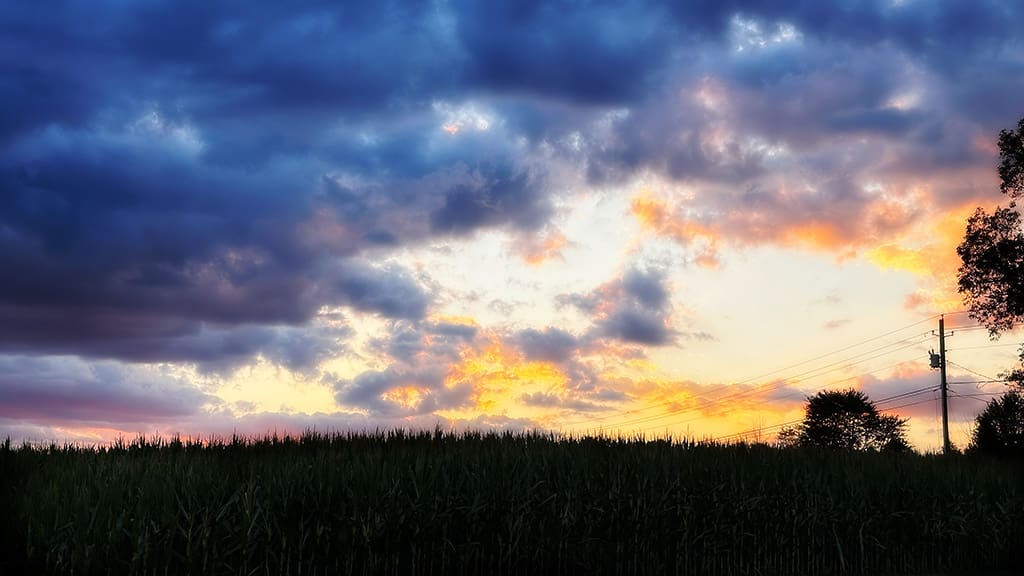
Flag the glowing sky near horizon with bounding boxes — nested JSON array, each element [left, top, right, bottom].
[[2, 1, 1024, 452]]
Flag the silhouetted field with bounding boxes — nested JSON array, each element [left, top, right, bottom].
[[2, 431, 1022, 575]]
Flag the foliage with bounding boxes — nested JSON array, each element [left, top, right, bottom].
[[785, 389, 911, 452], [969, 390, 1024, 458], [958, 116, 1024, 376], [957, 205, 1024, 335], [5, 430, 1022, 575], [997, 117, 1024, 198]]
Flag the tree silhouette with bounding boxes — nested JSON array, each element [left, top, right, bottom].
[[779, 389, 911, 452], [969, 390, 1024, 458], [957, 116, 1024, 384]]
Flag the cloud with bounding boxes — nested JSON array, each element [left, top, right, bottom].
[[368, 318, 478, 365], [560, 266, 683, 346], [0, 307, 351, 374], [621, 268, 671, 310], [823, 319, 851, 330], [0, 356, 216, 425], [631, 176, 929, 260], [0, 118, 435, 366], [326, 262, 431, 320], [601, 308, 675, 346], [0, 3, 557, 368], [454, 0, 674, 105], [516, 228, 568, 266], [334, 368, 475, 417], [515, 327, 582, 364], [520, 392, 608, 414], [429, 166, 551, 235]]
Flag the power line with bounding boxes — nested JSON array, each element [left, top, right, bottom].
[[627, 343, 930, 435], [717, 385, 937, 442], [950, 391, 1006, 399], [560, 319, 935, 428], [563, 313, 992, 441], [948, 379, 1009, 386], [947, 342, 1020, 352], [630, 341, 931, 433], [948, 325, 996, 334], [767, 335, 931, 386], [723, 316, 937, 386], [946, 360, 999, 382], [715, 418, 803, 442], [878, 396, 940, 413], [646, 313, 993, 444]]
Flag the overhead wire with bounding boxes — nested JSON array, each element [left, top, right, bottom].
[[628, 338, 931, 434], [559, 317, 937, 428], [947, 342, 1020, 352], [563, 312, 1001, 441], [946, 360, 1000, 382], [653, 312, 1005, 443], [717, 385, 938, 442]]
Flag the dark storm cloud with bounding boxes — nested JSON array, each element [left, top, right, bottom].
[[0, 312, 349, 375], [430, 168, 549, 235], [452, 0, 674, 104], [0, 121, 434, 364], [2, 0, 1021, 370], [0, 356, 216, 424], [327, 263, 431, 321], [0, 0, 534, 367]]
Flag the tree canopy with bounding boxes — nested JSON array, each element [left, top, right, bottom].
[[969, 390, 1024, 459], [958, 117, 1024, 338], [958, 116, 1024, 389], [778, 389, 911, 452]]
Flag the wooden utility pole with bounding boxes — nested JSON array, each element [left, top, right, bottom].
[[939, 315, 951, 455]]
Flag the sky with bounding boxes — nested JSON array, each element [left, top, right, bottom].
[[2, 0, 1023, 452]]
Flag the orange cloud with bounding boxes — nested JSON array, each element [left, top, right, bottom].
[[381, 386, 426, 409], [630, 183, 929, 262], [631, 194, 722, 269], [631, 194, 671, 229], [519, 230, 568, 266], [868, 202, 995, 313], [778, 222, 848, 253], [630, 180, 1007, 315], [580, 376, 806, 440], [867, 244, 930, 275], [431, 315, 479, 327], [441, 338, 571, 421]]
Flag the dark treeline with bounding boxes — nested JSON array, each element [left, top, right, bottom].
[[2, 430, 1022, 575]]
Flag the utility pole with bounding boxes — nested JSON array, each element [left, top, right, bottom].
[[938, 315, 951, 455]]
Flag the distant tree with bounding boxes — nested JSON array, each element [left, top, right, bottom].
[[957, 116, 1024, 385], [968, 390, 1024, 458], [779, 389, 911, 452]]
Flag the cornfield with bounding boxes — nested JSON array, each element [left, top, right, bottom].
[[2, 430, 1021, 575]]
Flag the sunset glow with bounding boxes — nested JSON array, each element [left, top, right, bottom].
[[2, 1, 1023, 454]]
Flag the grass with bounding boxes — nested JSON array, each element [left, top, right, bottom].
[[2, 430, 1022, 575]]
